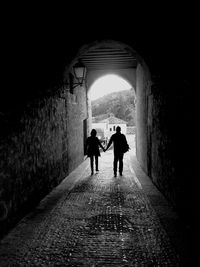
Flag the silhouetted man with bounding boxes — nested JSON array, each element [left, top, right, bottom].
[[105, 126, 129, 177]]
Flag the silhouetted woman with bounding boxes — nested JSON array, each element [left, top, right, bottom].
[[86, 129, 105, 175]]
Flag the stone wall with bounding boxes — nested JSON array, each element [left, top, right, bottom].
[[136, 67, 190, 216], [148, 79, 190, 215], [66, 85, 88, 173], [136, 63, 151, 173], [126, 126, 136, 135], [0, 85, 88, 238]]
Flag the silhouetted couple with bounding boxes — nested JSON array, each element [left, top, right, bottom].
[[86, 126, 129, 177]]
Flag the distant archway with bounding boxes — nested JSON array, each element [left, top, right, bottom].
[[88, 74, 132, 101]]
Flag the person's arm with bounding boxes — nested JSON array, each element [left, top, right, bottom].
[[126, 136, 130, 149], [98, 138, 105, 151], [124, 135, 129, 146], [123, 135, 130, 151], [105, 135, 113, 151]]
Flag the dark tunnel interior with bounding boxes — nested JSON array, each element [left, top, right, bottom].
[[0, 4, 197, 265]]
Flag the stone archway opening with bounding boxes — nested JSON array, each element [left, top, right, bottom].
[[88, 73, 136, 154], [0, 33, 191, 242], [68, 39, 187, 218], [64, 39, 151, 170]]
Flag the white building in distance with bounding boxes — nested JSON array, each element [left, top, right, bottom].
[[92, 114, 127, 143]]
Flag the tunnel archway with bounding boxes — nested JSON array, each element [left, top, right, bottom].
[[65, 39, 151, 175], [0, 37, 190, 239], [64, 38, 188, 217]]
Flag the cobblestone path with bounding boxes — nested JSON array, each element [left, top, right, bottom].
[[0, 150, 179, 266]]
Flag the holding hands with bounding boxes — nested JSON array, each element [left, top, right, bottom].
[[100, 145, 106, 152]]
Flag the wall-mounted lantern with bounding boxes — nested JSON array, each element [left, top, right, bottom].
[[64, 59, 87, 94], [72, 59, 87, 87]]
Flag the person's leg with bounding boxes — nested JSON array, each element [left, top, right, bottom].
[[90, 156, 94, 175], [113, 154, 118, 176], [119, 153, 124, 175], [95, 155, 99, 171]]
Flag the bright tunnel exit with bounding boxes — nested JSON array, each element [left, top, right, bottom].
[[88, 74, 132, 100], [89, 73, 136, 155]]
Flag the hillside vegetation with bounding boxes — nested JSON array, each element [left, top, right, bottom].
[[91, 88, 136, 126]]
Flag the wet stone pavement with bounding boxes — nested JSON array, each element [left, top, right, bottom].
[[0, 149, 180, 266]]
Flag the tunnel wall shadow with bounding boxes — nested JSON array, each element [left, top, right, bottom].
[[136, 62, 192, 222], [0, 84, 88, 238]]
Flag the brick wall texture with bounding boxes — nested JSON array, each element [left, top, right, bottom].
[[0, 85, 88, 237]]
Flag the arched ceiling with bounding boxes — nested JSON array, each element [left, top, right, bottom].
[[77, 40, 138, 71]]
